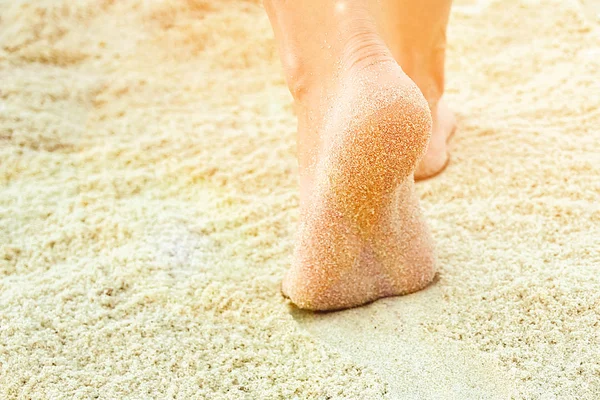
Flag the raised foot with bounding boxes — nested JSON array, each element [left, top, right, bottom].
[[282, 62, 437, 311], [414, 99, 457, 181]]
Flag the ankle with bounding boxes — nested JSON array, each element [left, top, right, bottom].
[[279, 52, 318, 103], [280, 15, 394, 105], [395, 50, 445, 109], [339, 23, 396, 73]]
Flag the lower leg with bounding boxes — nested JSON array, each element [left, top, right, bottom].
[[265, 0, 437, 310]]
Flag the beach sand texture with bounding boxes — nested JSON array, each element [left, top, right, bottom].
[[1, 0, 599, 398]]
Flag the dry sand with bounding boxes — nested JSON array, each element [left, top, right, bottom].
[[1, 0, 599, 398]]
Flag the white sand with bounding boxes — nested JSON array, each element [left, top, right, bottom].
[[1, 0, 599, 398]]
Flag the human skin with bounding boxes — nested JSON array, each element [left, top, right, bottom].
[[264, 0, 453, 310], [373, 0, 456, 179]]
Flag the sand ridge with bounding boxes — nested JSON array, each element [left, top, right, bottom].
[[1, 0, 599, 398]]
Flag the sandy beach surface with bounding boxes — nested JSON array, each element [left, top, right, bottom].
[[1, 0, 599, 398]]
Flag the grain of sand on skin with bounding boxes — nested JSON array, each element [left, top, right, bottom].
[[1, 0, 600, 399]]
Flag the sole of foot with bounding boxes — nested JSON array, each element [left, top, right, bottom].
[[414, 99, 457, 181], [282, 60, 438, 311]]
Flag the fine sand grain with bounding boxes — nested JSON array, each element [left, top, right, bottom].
[[1, 0, 599, 398]]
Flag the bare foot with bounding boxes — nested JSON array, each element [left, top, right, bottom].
[[282, 60, 437, 311], [414, 99, 457, 181]]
